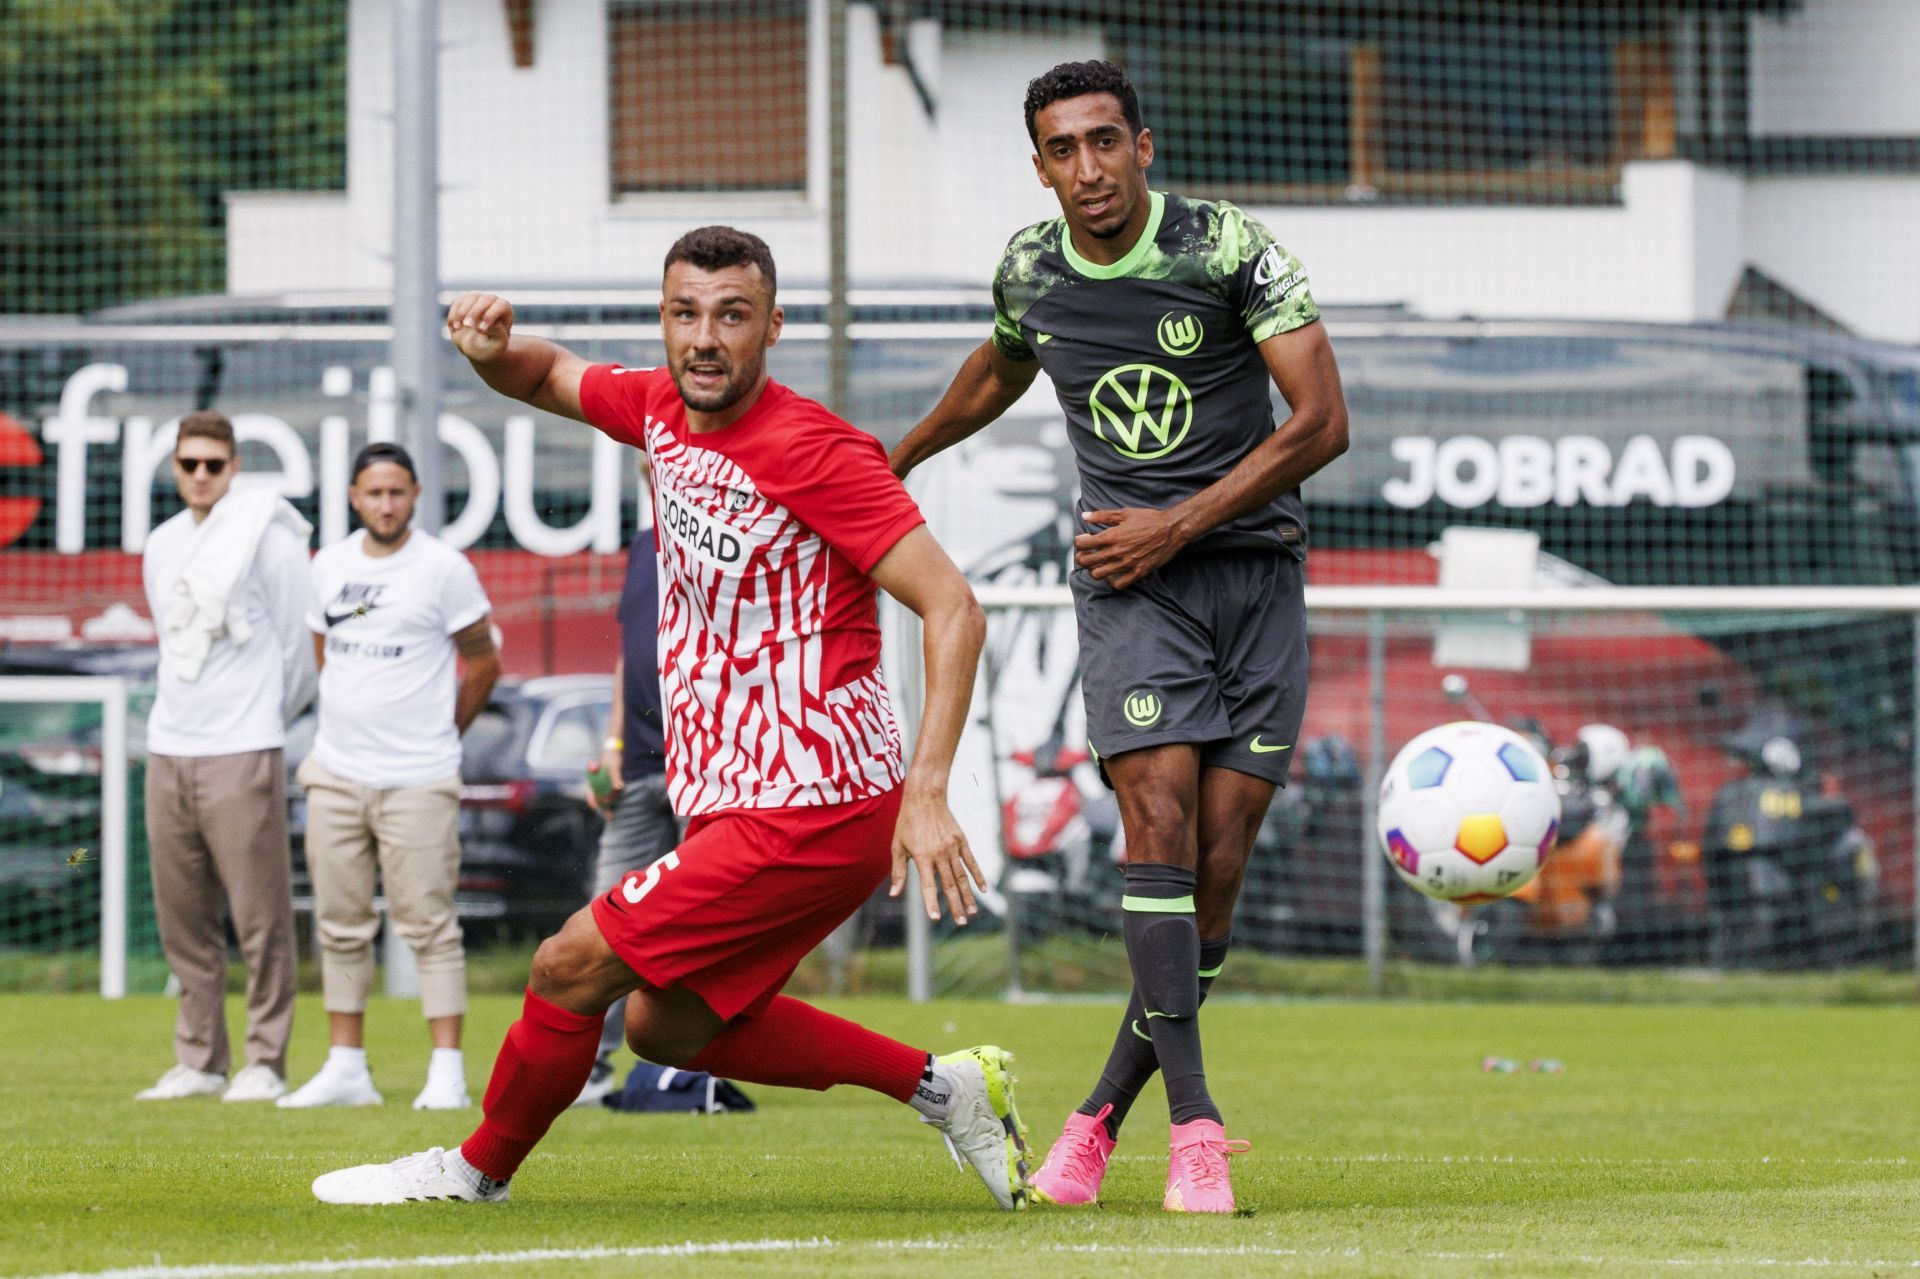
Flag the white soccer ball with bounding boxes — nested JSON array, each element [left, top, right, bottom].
[[1377, 721, 1561, 905]]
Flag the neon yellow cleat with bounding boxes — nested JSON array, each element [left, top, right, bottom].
[[924, 1045, 1032, 1210]]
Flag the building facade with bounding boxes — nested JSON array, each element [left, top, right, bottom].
[[224, 0, 1920, 342]]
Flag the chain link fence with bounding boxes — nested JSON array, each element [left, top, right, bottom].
[[6, 0, 1920, 992]]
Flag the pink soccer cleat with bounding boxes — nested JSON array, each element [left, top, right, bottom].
[[1162, 1118, 1250, 1213], [1030, 1104, 1117, 1205]]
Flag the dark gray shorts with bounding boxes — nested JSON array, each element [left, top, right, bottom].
[[1072, 550, 1308, 786]]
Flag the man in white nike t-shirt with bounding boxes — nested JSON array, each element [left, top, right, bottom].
[[281, 442, 502, 1112]]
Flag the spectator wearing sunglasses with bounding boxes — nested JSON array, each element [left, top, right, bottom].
[[136, 410, 316, 1104]]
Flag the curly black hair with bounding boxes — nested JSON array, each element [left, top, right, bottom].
[[1023, 59, 1143, 148], [663, 225, 778, 298]]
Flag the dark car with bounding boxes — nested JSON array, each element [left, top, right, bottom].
[[0, 643, 157, 949], [0, 753, 108, 947], [287, 675, 613, 941]]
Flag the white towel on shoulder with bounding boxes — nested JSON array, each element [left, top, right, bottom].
[[161, 486, 313, 683]]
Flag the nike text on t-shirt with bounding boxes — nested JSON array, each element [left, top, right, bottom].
[[305, 529, 492, 790]]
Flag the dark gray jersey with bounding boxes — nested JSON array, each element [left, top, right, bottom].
[[990, 191, 1319, 556]]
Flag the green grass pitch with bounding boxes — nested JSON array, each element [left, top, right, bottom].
[[5, 992, 1920, 1278]]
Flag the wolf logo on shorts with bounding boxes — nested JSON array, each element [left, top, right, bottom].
[[1075, 552, 1308, 786]]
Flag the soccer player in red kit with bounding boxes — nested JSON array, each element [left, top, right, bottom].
[[311, 226, 1031, 1209]]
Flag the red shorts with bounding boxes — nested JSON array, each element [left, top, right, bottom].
[[589, 787, 901, 1022]]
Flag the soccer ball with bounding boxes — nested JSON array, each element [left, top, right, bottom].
[[1376, 721, 1561, 905]]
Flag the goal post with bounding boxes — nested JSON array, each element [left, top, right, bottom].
[[897, 585, 1920, 999], [0, 676, 130, 998]]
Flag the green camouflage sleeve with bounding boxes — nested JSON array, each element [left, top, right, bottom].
[[1222, 206, 1319, 343], [990, 251, 1038, 363]]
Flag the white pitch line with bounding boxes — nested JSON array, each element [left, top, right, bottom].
[[24, 1235, 1920, 1279], [13, 1237, 834, 1279], [890, 1240, 1920, 1270], [1099, 1153, 1916, 1167]]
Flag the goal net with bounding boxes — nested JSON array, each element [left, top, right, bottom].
[[899, 586, 1919, 998], [0, 677, 147, 995], [4, 3, 1920, 1003]]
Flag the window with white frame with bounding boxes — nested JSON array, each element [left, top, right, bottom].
[[608, 0, 810, 196]]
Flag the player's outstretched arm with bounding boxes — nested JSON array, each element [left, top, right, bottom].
[[446, 291, 595, 423], [868, 525, 989, 924], [1074, 321, 1349, 591], [888, 341, 1039, 479]]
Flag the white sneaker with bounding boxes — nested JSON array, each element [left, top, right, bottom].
[[922, 1046, 1032, 1210], [135, 1064, 226, 1101], [278, 1057, 383, 1108], [222, 1064, 288, 1103], [413, 1049, 472, 1110], [312, 1146, 508, 1205], [571, 1057, 617, 1108], [412, 1073, 472, 1110]]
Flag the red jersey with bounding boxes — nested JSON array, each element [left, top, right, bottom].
[[579, 365, 925, 816]]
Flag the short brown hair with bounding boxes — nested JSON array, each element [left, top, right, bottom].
[[176, 410, 235, 455], [663, 226, 777, 298]]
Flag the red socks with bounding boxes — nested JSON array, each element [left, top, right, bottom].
[[460, 989, 602, 1181], [458, 990, 926, 1183], [685, 996, 926, 1102]]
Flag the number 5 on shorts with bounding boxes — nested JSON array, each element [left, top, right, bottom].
[[621, 851, 682, 905]]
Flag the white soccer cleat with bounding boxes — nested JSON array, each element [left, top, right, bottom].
[[278, 1058, 383, 1109], [571, 1057, 618, 1108], [135, 1064, 226, 1101], [924, 1045, 1032, 1210], [411, 1073, 473, 1111], [221, 1064, 288, 1103], [312, 1147, 508, 1205]]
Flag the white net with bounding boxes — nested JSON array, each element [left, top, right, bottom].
[[904, 589, 1917, 997], [4, 1, 1920, 998]]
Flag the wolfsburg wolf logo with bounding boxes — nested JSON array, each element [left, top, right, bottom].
[[1156, 311, 1203, 357], [1123, 689, 1163, 728]]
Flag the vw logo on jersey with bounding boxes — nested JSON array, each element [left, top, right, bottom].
[[1156, 311, 1203, 357], [1089, 363, 1193, 462], [1123, 689, 1163, 728]]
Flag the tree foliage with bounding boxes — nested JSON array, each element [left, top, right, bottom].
[[0, 0, 347, 314]]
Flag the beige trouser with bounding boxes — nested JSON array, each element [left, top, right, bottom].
[[144, 749, 297, 1076], [296, 756, 466, 1019]]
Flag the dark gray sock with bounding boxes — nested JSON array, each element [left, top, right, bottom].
[[1115, 862, 1219, 1127], [1079, 934, 1230, 1138]]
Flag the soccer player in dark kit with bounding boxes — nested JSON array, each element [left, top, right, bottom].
[[892, 60, 1349, 1212]]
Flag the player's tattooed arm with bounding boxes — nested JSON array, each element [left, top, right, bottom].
[[452, 616, 503, 735], [888, 340, 1039, 479], [868, 526, 989, 924], [446, 291, 594, 422], [1075, 322, 1348, 591]]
